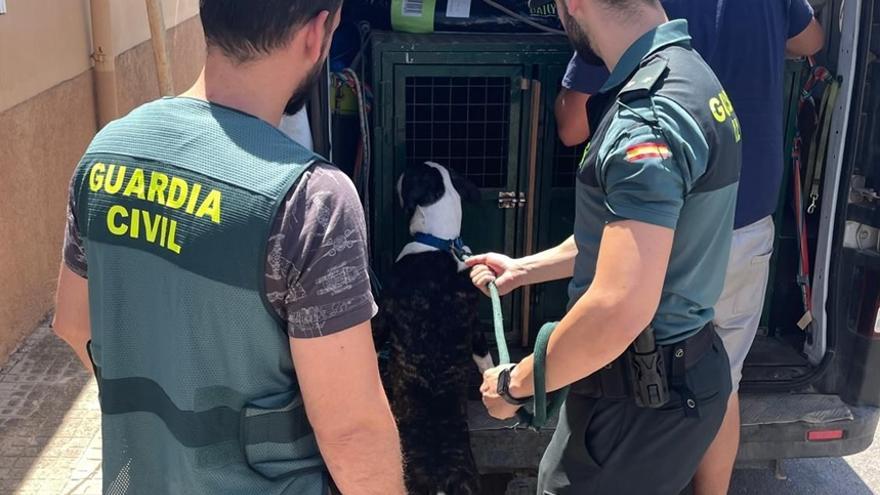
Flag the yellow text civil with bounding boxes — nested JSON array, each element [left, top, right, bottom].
[[88, 162, 224, 255]]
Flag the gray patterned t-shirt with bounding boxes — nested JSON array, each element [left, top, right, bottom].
[[63, 162, 376, 339]]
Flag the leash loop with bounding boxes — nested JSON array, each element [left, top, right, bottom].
[[465, 253, 567, 430]]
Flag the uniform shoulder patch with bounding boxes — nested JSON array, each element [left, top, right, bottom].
[[624, 142, 672, 163], [619, 58, 669, 103]]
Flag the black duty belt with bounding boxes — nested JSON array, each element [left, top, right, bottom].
[[570, 322, 717, 418]]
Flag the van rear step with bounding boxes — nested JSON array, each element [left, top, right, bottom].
[[739, 396, 879, 462], [740, 393, 853, 426]]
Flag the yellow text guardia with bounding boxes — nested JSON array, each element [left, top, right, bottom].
[[88, 163, 223, 254]]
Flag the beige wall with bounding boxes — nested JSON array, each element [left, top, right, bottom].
[[112, 0, 200, 55], [116, 16, 204, 115], [0, 0, 93, 113], [0, 0, 201, 114], [0, 2, 204, 363], [0, 72, 97, 363]]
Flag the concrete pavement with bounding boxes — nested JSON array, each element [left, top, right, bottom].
[[0, 321, 876, 494], [0, 323, 102, 495]]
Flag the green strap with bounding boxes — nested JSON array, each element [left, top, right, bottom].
[[489, 282, 510, 365], [462, 250, 567, 429], [529, 322, 569, 429], [486, 281, 567, 430], [808, 79, 840, 214], [802, 84, 829, 200]]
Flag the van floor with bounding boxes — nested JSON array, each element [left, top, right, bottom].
[[741, 333, 812, 383]]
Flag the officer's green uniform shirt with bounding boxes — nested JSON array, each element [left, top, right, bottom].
[[568, 20, 742, 345]]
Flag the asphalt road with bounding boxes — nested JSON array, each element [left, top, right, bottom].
[[729, 434, 880, 494]]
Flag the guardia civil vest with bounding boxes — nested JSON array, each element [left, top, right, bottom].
[[72, 98, 326, 494]]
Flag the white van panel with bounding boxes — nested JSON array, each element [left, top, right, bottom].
[[807, 0, 863, 364]]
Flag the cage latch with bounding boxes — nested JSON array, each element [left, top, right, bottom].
[[498, 191, 527, 209]]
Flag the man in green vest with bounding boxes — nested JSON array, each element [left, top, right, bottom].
[[470, 0, 741, 492], [52, 1, 404, 493]]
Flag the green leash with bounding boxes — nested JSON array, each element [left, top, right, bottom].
[[451, 247, 567, 429], [488, 283, 509, 364], [486, 281, 568, 430]]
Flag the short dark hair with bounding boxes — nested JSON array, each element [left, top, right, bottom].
[[200, 0, 342, 63]]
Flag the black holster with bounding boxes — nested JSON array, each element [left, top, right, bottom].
[[570, 323, 715, 414], [627, 328, 669, 408]]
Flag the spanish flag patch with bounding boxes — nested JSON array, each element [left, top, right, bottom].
[[624, 142, 672, 162]]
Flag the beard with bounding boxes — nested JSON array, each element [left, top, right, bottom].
[[558, 3, 604, 67], [283, 60, 324, 116]]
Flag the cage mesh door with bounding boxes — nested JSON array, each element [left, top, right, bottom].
[[405, 76, 511, 188], [553, 140, 587, 186]]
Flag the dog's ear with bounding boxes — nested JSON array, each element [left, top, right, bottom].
[[399, 162, 445, 213], [448, 168, 481, 204]]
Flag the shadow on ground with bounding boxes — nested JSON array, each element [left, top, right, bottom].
[[0, 322, 100, 494], [730, 457, 875, 495]]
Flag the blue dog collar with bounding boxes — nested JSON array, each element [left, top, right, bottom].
[[412, 233, 469, 261]]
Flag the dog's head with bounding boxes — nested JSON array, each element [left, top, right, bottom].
[[397, 162, 480, 238]]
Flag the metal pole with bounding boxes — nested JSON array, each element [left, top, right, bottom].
[[145, 0, 174, 96], [90, 0, 119, 127]]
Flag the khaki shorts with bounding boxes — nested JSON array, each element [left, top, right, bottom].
[[714, 216, 775, 392]]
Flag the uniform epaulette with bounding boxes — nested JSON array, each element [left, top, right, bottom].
[[618, 58, 669, 103]]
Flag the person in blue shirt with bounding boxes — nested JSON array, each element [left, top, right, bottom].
[[555, 0, 725, 146], [555, 1, 824, 493]]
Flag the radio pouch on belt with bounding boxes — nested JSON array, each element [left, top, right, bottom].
[[627, 328, 669, 408]]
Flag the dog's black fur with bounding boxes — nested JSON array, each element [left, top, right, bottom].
[[376, 162, 489, 495]]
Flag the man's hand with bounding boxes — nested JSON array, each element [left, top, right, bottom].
[[479, 364, 523, 420], [466, 253, 527, 297]]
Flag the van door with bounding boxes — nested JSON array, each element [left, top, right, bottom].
[[818, 0, 880, 406]]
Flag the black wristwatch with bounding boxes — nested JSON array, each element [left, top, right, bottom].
[[497, 366, 531, 406]]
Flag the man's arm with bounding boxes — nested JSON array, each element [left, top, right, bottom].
[[291, 322, 404, 494], [272, 164, 404, 493], [480, 220, 672, 418], [53, 265, 93, 371], [467, 235, 577, 296], [55, 173, 93, 371], [555, 53, 610, 147], [555, 89, 591, 147], [786, 18, 824, 57]]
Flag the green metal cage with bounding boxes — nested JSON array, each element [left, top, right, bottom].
[[370, 32, 578, 344]]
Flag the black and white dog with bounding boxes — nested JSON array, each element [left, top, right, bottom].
[[376, 161, 494, 495]]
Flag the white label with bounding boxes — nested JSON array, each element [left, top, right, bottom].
[[797, 311, 814, 330], [402, 0, 424, 17], [446, 0, 471, 18]]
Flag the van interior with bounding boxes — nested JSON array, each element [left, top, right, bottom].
[[309, 0, 880, 468]]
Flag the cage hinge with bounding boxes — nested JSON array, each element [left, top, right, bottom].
[[498, 191, 526, 209]]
